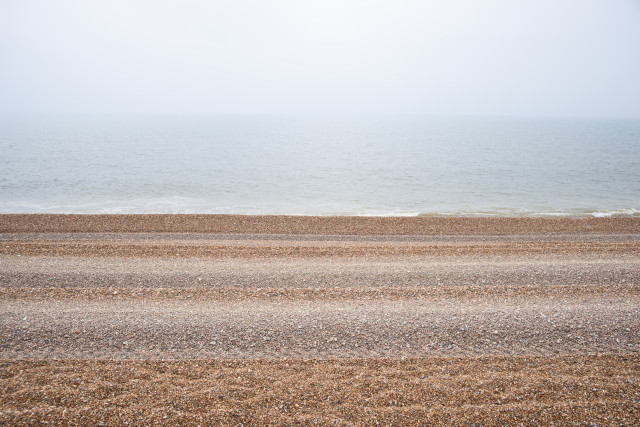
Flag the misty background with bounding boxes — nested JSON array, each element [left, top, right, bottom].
[[1, 0, 639, 117]]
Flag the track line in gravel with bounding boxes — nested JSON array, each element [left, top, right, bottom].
[[2, 240, 638, 258], [4, 232, 640, 242]]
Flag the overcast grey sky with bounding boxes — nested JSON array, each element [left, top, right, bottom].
[[1, 0, 639, 116]]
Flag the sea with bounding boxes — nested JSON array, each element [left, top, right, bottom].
[[1, 114, 639, 217]]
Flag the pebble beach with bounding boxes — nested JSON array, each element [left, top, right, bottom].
[[1, 214, 639, 425]]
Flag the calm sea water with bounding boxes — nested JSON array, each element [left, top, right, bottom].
[[1, 114, 639, 217]]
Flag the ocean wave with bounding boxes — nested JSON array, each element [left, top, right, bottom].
[[589, 208, 640, 217], [417, 208, 640, 218], [2, 199, 639, 218]]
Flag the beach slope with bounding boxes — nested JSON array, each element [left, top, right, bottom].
[[1, 215, 639, 424]]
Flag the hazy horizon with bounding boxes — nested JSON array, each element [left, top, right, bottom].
[[1, 0, 639, 117]]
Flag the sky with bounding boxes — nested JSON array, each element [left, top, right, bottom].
[[1, 0, 639, 116]]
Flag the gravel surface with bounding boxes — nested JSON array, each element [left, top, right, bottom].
[[2, 238, 638, 258], [5, 232, 640, 242], [1, 215, 639, 425], [2, 214, 639, 235], [2, 254, 639, 289], [2, 293, 638, 359], [2, 355, 638, 425]]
